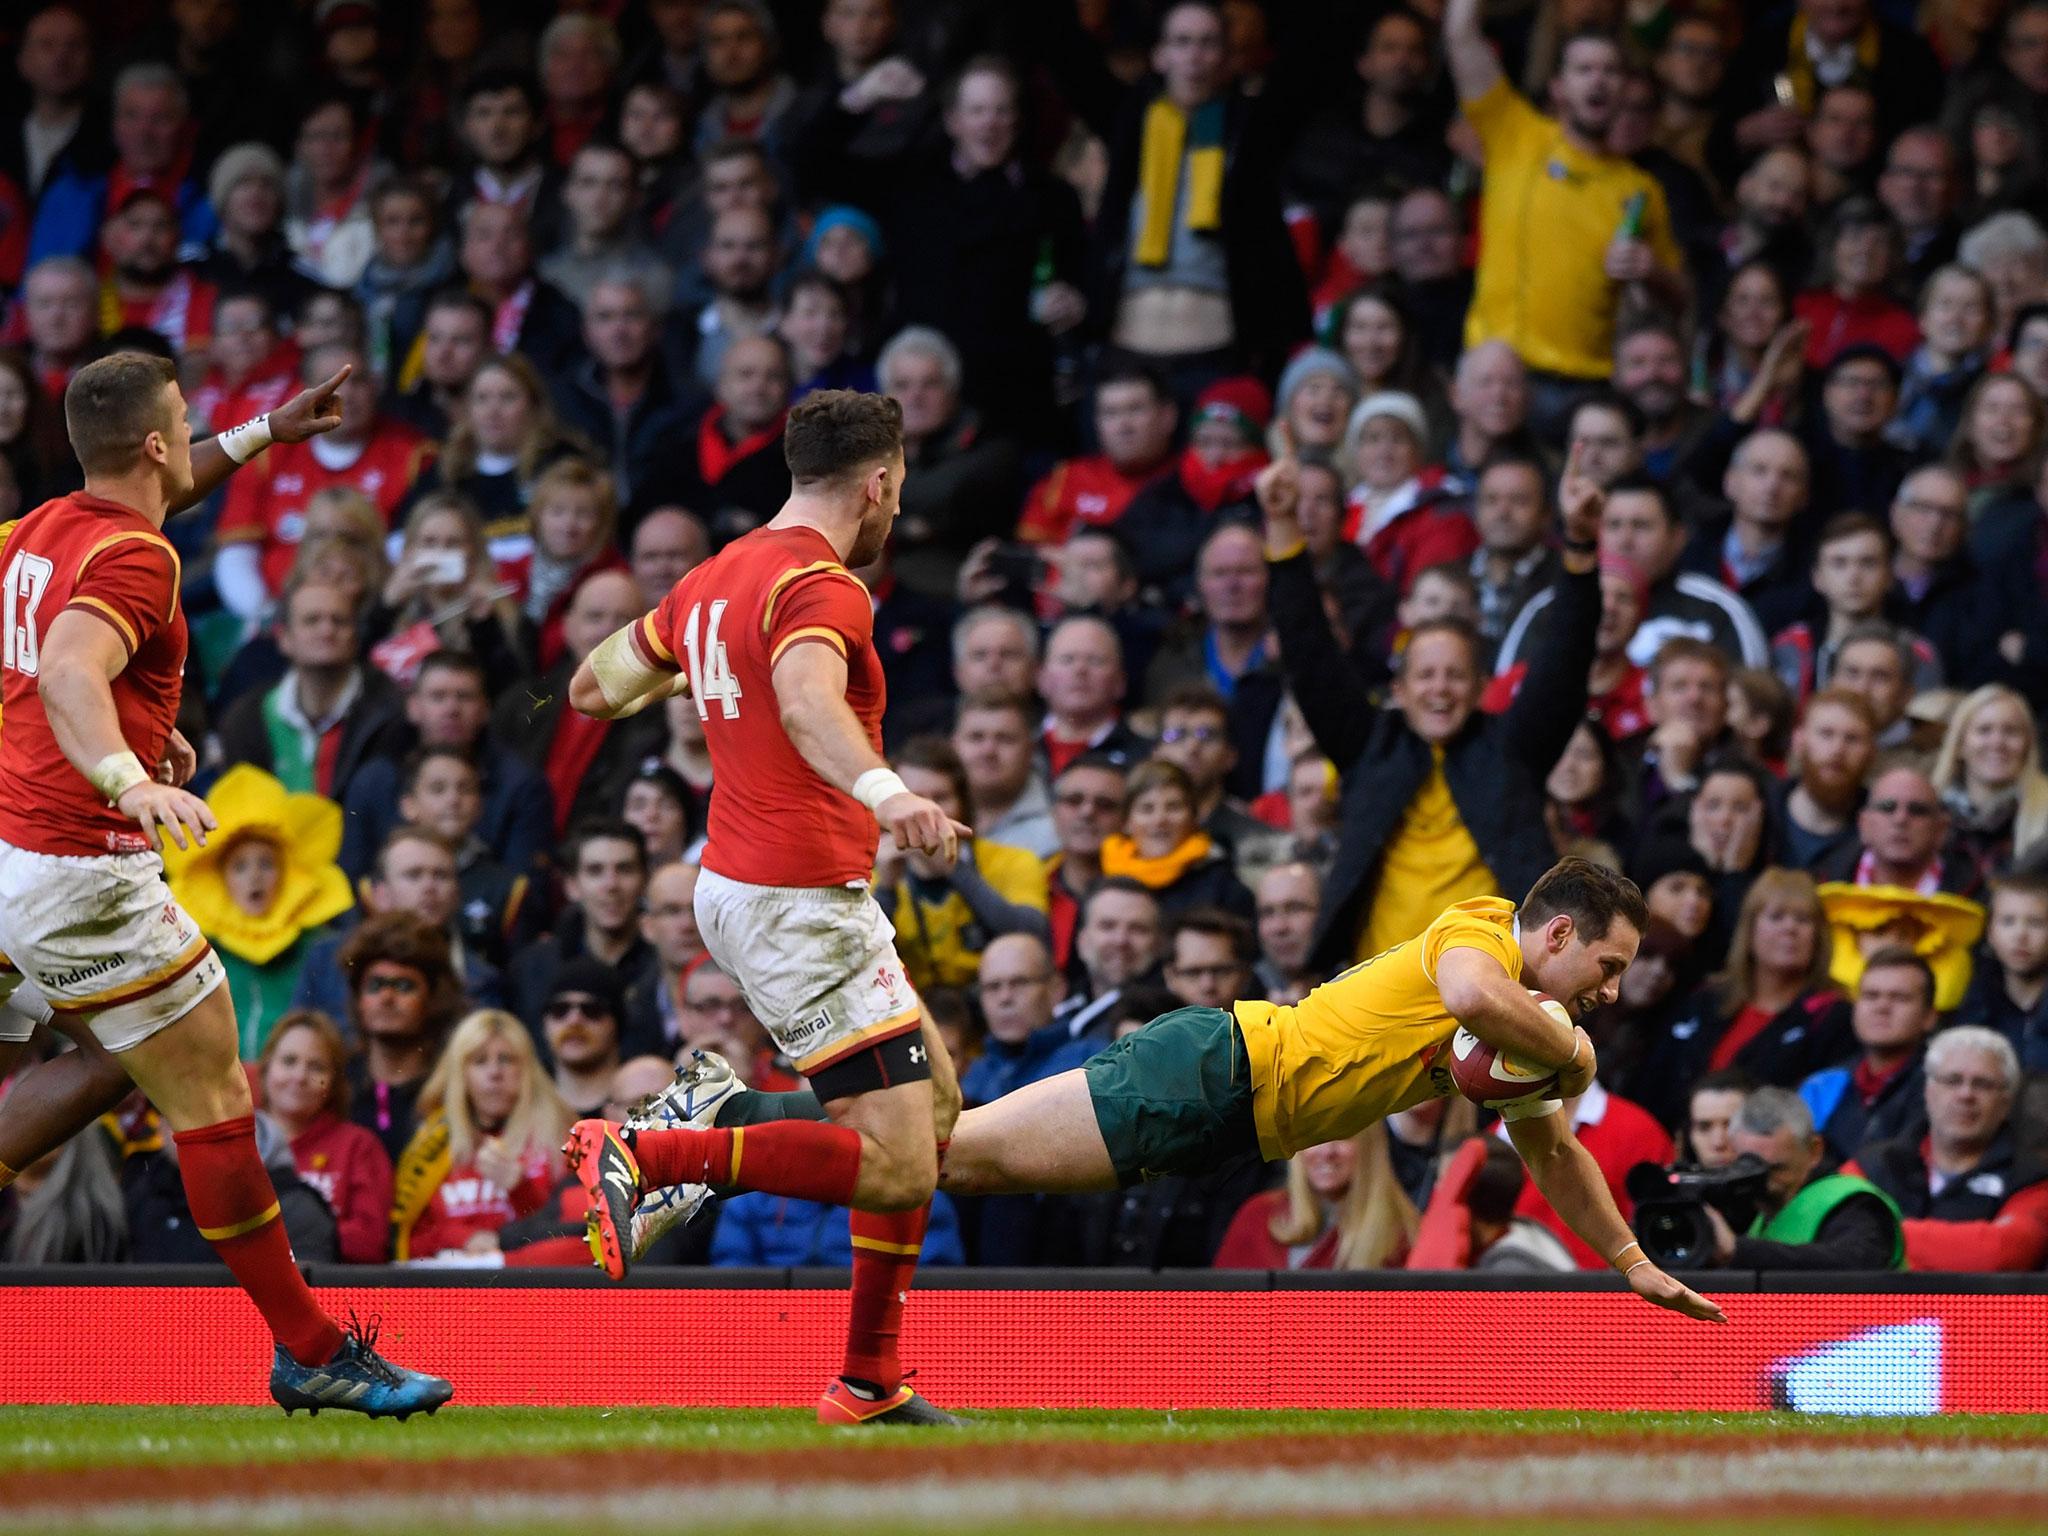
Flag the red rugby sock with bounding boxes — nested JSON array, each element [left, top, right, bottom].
[[843, 1203, 929, 1393], [630, 1121, 862, 1205], [175, 1116, 343, 1367]]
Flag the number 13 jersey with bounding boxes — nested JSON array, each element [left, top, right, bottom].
[[0, 493, 186, 857], [633, 524, 885, 889]]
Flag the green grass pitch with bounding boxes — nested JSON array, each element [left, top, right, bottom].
[[1, 1405, 2043, 1536]]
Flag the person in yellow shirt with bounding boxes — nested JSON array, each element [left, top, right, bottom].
[[1443, 0, 1686, 423], [624, 857, 1724, 1323]]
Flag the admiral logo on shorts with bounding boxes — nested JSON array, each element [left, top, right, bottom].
[[784, 1009, 834, 1047]]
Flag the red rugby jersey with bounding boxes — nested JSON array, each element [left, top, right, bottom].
[[215, 418, 431, 593], [632, 524, 884, 889], [0, 492, 186, 856]]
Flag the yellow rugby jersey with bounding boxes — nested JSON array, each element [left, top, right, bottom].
[[1233, 896, 1522, 1160]]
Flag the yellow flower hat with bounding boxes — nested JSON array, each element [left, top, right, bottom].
[[1816, 883, 1986, 1012], [162, 765, 355, 965]]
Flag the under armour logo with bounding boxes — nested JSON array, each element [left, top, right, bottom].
[[908, 1045, 927, 1064]]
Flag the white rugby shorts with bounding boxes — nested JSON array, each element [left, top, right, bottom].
[[693, 867, 921, 1076], [0, 842, 226, 1052]]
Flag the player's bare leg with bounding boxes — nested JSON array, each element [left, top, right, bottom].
[[0, 1026, 135, 1188], [116, 987, 454, 1414], [939, 1070, 1121, 1197]]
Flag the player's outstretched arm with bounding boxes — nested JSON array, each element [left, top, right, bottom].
[[570, 620, 688, 719], [171, 365, 353, 515], [37, 612, 217, 852], [772, 641, 971, 861], [1435, 946, 1594, 1093], [1505, 1113, 1727, 1324]]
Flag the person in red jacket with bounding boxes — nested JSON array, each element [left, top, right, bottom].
[[1504, 1076, 1674, 1268], [1016, 364, 1176, 547], [1338, 389, 1471, 593], [214, 342, 432, 617], [257, 1009, 394, 1265], [1213, 1125, 1414, 1270], [1846, 1026, 2048, 1271], [390, 1009, 571, 1261]]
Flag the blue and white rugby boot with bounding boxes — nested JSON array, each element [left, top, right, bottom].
[[271, 1316, 454, 1420], [624, 1050, 740, 1260]]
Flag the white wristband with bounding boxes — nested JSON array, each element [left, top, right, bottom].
[[851, 768, 910, 815], [87, 750, 151, 803], [217, 413, 273, 465]]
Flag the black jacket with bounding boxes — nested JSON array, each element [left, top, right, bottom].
[[506, 906, 660, 1049], [1272, 553, 1600, 972], [551, 357, 694, 513], [1086, 86, 1309, 378], [1626, 984, 1855, 1131], [492, 658, 668, 838], [1968, 495, 2048, 711], [213, 668, 407, 812], [1726, 1177, 1902, 1272], [338, 733, 557, 883], [1858, 1126, 2048, 1223]]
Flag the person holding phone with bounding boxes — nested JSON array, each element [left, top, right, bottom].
[[365, 490, 535, 693]]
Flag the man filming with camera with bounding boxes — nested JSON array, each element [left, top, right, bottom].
[[1693, 1089, 1905, 1271]]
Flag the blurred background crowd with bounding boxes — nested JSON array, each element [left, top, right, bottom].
[[1, 0, 2046, 1277]]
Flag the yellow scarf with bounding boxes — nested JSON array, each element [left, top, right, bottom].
[[388, 1111, 452, 1263], [1100, 831, 1216, 889], [1135, 97, 1225, 268], [1784, 15, 1881, 114]]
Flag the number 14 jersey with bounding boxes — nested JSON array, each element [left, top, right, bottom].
[[0, 493, 187, 856], [632, 524, 886, 889]]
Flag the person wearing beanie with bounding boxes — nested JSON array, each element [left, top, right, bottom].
[[1339, 389, 1474, 594], [541, 957, 627, 1117], [1114, 374, 1272, 597], [1271, 347, 1360, 458]]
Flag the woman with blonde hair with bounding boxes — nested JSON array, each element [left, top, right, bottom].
[[404, 352, 586, 547], [362, 490, 535, 691], [1213, 1123, 1417, 1270], [390, 1010, 571, 1261], [1623, 868, 1853, 1131], [1930, 683, 2048, 890]]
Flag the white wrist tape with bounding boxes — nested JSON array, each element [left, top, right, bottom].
[[87, 750, 151, 803], [852, 768, 910, 814], [217, 413, 273, 465], [1624, 1260, 1653, 1278]]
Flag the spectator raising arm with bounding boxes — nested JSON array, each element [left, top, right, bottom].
[[1442, 0, 1504, 104]]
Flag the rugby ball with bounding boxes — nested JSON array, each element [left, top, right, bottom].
[[1447, 994, 1571, 1108]]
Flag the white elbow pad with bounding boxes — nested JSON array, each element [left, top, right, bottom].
[[588, 624, 678, 716], [1499, 1095, 1564, 1122]]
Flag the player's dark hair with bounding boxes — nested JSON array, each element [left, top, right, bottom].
[[1521, 856, 1649, 944], [895, 735, 972, 814], [64, 351, 177, 475], [1860, 945, 1937, 1009], [783, 389, 903, 485], [1167, 906, 1256, 966], [567, 817, 649, 874]]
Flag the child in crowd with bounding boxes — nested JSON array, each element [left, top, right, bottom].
[[514, 458, 626, 668], [397, 748, 533, 965], [1099, 760, 1253, 919], [1958, 875, 2048, 1072]]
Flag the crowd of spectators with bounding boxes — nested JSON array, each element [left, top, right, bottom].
[[3, 0, 2048, 1276]]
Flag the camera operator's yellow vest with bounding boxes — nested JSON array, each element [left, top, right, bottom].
[[1748, 1173, 1907, 1270]]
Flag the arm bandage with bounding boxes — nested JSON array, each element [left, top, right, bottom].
[[852, 768, 910, 815], [216, 413, 273, 465], [87, 751, 151, 803], [586, 624, 683, 717]]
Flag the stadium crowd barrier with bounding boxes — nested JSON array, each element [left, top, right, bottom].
[[4, 1267, 2044, 1414]]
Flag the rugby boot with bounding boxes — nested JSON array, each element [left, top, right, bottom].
[[622, 1052, 738, 1260], [818, 1375, 965, 1426], [271, 1315, 454, 1421], [562, 1118, 641, 1280]]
